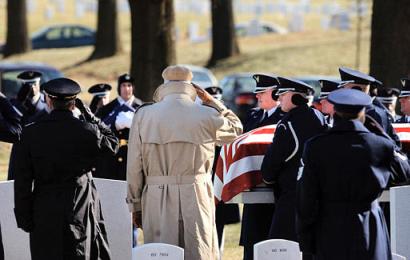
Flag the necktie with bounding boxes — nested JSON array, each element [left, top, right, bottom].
[[261, 111, 268, 123]]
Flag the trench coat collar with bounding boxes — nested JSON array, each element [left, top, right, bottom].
[[153, 81, 197, 102], [330, 118, 370, 134]]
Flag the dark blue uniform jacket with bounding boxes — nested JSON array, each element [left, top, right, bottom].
[[240, 106, 285, 256], [297, 119, 410, 260], [261, 104, 327, 241]]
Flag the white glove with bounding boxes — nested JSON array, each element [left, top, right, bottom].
[[115, 111, 134, 130]]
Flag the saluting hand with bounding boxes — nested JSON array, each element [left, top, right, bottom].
[[192, 83, 213, 104]]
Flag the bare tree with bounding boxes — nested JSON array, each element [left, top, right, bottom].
[[207, 0, 240, 67], [370, 0, 410, 87], [128, 0, 176, 102], [3, 0, 31, 57], [88, 0, 122, 60]]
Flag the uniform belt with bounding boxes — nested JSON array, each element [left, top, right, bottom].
[[119, 139, 128, 147], [145, 173, 210, 185]]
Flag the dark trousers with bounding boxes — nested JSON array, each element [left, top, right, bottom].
[[243, 245, 254, 260]]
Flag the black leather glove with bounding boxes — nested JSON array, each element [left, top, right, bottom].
[[75, 98, 100, 124]]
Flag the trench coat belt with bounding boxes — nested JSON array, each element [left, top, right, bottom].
[[321, 200, 379, 213], [145, 173, 210, 185]]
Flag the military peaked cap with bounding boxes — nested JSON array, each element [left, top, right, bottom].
[[42, 78, 81, 100], [318, 79, 341, 99], [252, 74, 280, 93], [399, 78, 410, 98], [277, 77, 314, 96], [339, 67, 375, 86], [328, 88, 372, 114], [17, 71, 42, 83], [377, 88, 399, 104], [88, 83, 112, 97]]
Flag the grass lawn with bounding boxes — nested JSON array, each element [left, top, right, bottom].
[[0, 1, 372, 258]]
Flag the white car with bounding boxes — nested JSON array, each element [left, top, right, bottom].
[[181, 64, 218, 88]]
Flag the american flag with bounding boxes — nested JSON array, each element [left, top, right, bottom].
[[214, 123, 410, 203]]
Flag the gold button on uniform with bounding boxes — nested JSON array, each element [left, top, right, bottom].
[[118, 157, 123, 162]]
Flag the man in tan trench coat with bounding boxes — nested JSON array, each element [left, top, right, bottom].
[[126, 65, 243, 260]]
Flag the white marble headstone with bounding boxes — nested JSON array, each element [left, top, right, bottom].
[[254, 239, 302, 260], [391, 185, 410, 259], [288, 12, 304, 32], [133, 243, 184, 260], [0, 178, 132, 260]]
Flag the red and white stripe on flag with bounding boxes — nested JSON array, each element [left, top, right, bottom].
[[214, 123, 410, 203]]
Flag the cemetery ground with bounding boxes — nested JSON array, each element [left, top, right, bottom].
[[0, 1, 371, 258]]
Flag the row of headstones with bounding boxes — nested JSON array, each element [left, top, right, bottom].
[[133, 240, 407, 260], [1, 180, 409, 259], [186, 13, 350, 44], [22, 0, 368, 18]]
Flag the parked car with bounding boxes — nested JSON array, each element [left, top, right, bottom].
[[0, 62, 63, 99], [182, 64, 218, 88], [31, 25, 95, 49], [220, 73, 258, 121], [0, 25, 95, 53], [236, 21, 288, 37]]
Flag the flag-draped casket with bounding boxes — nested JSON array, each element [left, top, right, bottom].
[[214, 123, 410, 203]]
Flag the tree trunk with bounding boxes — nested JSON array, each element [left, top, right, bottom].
[[207, 0, 240, 67], [369, 0, 410, 87], [3, 0, 31, 57], [128, 0, 176, 102], [88, 0, 122, 60]]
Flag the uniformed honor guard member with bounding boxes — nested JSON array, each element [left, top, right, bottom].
[[126, 65, 242, 260], [88, 83, 112, 114], [318, 79, 340, 126], [14, 78, 118, 260], [96, 74, 141, 180], [0, 91, 22, 260], [261, 77, 327, 243], [297, 88, 410, 260], [339, 67, 401, 147], [397, 78, 410, 123], [240, 74, 285, 260], [377, 87, 400, 121], [8, 71, 48, 180]]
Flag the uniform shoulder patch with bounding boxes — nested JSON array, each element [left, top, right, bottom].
[[134, 102, 154, 114]]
